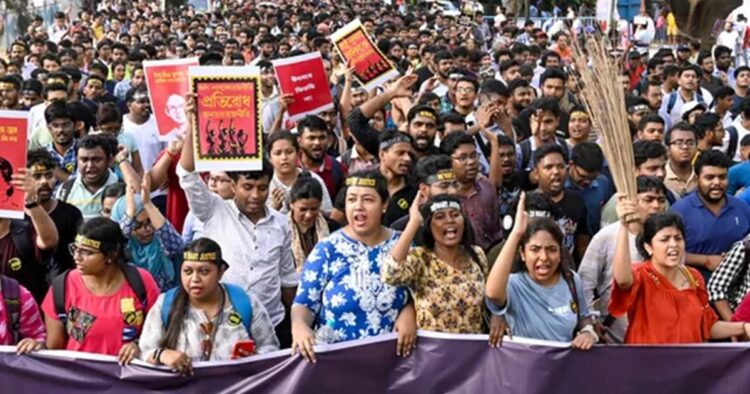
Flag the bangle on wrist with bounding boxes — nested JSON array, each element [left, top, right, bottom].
[[166, 150, 177, 161], [155, 348, 164, 365]]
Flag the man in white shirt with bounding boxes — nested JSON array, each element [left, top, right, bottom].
[[659, 65, 714, 127], [122, 87, 163, 172], [47, 12, 69, 44], [178, 104, 297, 348]]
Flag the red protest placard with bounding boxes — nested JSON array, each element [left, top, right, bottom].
[[0, 110, 28, 219], [330, 19, 399, 90], [189, 66, 263, 172], [272, 52, 334, 121], [143, 58, 199, 142]]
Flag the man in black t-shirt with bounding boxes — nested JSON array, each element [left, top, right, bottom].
[[378, 130, 418, 226], [531, 144, 590, 265], [26, 149, 83, 281]]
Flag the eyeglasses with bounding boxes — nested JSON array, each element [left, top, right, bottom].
[[669, 139, 696, 148], [68, 243, 102, 258], [572, 166, 599, 184], [456, 87, 476, 94], [452, 152, 479, 163]]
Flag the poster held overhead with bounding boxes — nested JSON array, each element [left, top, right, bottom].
[[272, 52, 334, 121], [143, 57, 200, 142], [330, 19, 399, 91], [189, 66, 263, 172], [0, 110, 28, 219]]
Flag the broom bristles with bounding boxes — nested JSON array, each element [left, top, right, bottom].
[[572, 37, 637, 201]]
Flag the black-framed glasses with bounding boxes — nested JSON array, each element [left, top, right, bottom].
[[68, 243, 102, 258]]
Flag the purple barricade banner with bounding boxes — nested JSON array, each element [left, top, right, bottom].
[[3, 332, 750, 393]]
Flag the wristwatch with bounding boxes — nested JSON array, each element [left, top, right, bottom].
[[24, 200, 40, 209]]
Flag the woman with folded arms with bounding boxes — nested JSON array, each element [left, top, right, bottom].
[[610, 198, 750, 343]]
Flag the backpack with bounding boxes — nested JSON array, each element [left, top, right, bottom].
[[1, 276, 21, 345], [725, 125, 739, 161], [161, 283, 253, 337], [52, 264, 148, 328], [666, 90, 705, 116]]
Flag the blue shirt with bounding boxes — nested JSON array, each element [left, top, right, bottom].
[[486, 272, 590, 342], [294, 229, 409, 343], [565, 174, 614, 234], [46, 139, 79, 175], [728, 161, 750, 195], [670, 192, 750, 256]]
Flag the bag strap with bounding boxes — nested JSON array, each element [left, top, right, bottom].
[[160, 287, 179, 329], [520, 140, 532, 170], [224, 283, 253, 336], [1, 276, 21, 345], [59, 178, 75, 203], [52, 270, 71, 324], [122, 265, 148, 310], [666, 91, 678, 115], [726, 126, 739, 160], [562, 269, 581, 328]]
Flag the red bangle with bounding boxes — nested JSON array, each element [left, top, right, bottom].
[[166, 150, 177, 161]]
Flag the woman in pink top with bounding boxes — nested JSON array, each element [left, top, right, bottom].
[[0, 276, 46, 351], [34, 218, 160, 364]]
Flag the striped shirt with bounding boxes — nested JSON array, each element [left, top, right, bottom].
[[0, 280, 46, 345]]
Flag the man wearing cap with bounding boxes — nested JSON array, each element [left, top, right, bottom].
[[681, 101, 707, 125]]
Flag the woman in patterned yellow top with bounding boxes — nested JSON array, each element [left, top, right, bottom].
[[383, 194, 504, 345]]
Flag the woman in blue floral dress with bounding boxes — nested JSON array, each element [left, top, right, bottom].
[[291, 170, 416, 362]]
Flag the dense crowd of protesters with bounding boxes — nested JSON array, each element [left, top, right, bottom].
[[4, 0, 750, 376]]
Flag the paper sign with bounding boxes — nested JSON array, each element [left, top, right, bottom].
[[143, 58, 199, 142], [189, 66, 263, 172], [0, 111, 28, 219], [330, 19, 399, 90], [272, 52, 334, 121]]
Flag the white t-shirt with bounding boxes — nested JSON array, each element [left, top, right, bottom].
[[729, 116, 750, 162], [122, 115, 163, 172]]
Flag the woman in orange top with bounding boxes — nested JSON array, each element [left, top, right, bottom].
[[609, 197, 750, 344]]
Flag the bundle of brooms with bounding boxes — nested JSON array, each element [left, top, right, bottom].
[[572, 37, 637, 208]]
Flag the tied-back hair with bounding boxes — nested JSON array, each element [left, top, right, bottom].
[[160, 238, 223, 350], [636, 213, 685, 259], [419, 194, 481, 268], [77, 217, 128, 265], [511, 217, 575, 275]]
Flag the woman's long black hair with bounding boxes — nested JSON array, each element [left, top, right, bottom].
[[419, 194, 481, 267], [511, 217, 575, 275], [159, 238, 223, 350]]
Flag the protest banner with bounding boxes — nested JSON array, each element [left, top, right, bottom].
[[189, 66, 263, 172], [1, 332, 748, 393], [272, 52, 334, 121], [0, 110, 28, 219], [330, 19, 399, 91], [143, 57, 199, 142]]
